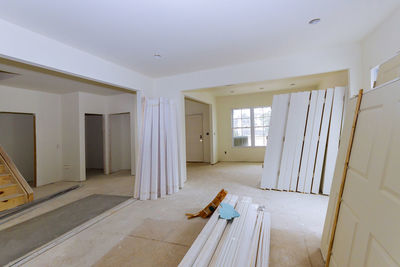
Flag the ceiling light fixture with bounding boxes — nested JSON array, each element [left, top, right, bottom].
[[308, 18, 321, 25], [154, 53, 162, 58]]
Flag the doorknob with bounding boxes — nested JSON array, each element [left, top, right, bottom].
[[200, 135, 203, 142]]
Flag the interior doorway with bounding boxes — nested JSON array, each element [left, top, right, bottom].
[[85, 114, 104, 177], [0, 112, 36, 187], [184, 98, 212, 163], [186, 114, 204, 162], [109, 113, 131, 173]]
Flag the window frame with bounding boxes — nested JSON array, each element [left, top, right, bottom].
[[231, 106, 271, 148], [231, 107, 252, 148]]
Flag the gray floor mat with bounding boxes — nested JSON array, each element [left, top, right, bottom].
[[0, 194, 131, 265]]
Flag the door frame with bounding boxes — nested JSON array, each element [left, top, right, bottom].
[[184, 96, 214, 164], [0, 111, 37, 187], [84, 113, 106, 175]]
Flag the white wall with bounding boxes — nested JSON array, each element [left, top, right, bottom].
[[185, 99, 211, 163], [1, 16, 371, 188], [0, 18, 152, 92], [0, 87, 137, 186], [108, 94, 137, 176], [152, 44, 363, 176], [155, 44, 362, 97], [85, 115, 104, 169], [61, 92, 81, 181], [0, 113, 35, 183], [110, 113, 131, 172], [0, 85, 62, 186], [361, 8, 400, 90], [64, 92, 137, 181]]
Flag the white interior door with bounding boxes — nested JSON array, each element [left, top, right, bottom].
[[277, 91, 310, 191], [322, 80, 400, 267], [260, 93, 290, 189], [186, 114, 204, 162]]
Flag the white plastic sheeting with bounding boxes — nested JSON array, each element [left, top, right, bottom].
[[135, 97, 183, 200]]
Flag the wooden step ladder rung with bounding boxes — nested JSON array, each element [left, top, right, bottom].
[[0, 174, 13, 185], [0, 163, 6, 173], [0, 183, 20, 197], [0, 145, 34, 211], [0, 193, 26, 212]]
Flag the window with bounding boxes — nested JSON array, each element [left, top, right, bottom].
[[232, 108, 252, 147], [253, 107, 271, 146], [232, 106, 271, 147]]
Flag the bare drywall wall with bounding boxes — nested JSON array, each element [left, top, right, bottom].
[[107, 93, 137, 175], [0, 85, 62, 186], [110, 113, 131, 172], [185, 99, 210, 163], [85, 114, 104, 170], [361, 7, 400, 90], [62, 92, 81, 181], [63, 92, 136, 180], [0, 18, 152, 92], [0, 113, 35, 183]]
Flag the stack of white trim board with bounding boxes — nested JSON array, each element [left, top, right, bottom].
[[179, 195, 271, 267], [260, 87, 345, 195]]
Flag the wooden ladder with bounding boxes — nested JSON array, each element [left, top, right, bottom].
[[0, 145, 34, 212]]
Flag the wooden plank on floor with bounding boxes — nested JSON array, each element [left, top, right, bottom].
[[260, 94, 290, 189], [312, 88, 334, 194], [297, 90, 318, 192], [198, 196, 248, 267], [322, 87, 345, 195], [303, 90, 325, 193], [278, 92, 310, 191], [180, 195, 238, 267]]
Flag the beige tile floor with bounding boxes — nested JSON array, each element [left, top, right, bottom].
[[5, 163, 328, 267]]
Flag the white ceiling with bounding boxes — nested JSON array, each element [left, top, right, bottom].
[[192, 70, 348, 96], [0, 0, 399, 78], [0, 59, 130, 95]]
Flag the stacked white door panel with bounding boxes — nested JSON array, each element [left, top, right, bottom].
[[289, 92, 311, 191], [278, 91, 310, 191], [322, 87, 345, 195], [260, 94, 290, 189], [303, 90, 325, 193], [312, 88, 334, 194], [297, 90, 319, 192]]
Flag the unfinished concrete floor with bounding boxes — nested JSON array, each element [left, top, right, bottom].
[[6, 163, 328, 266]]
